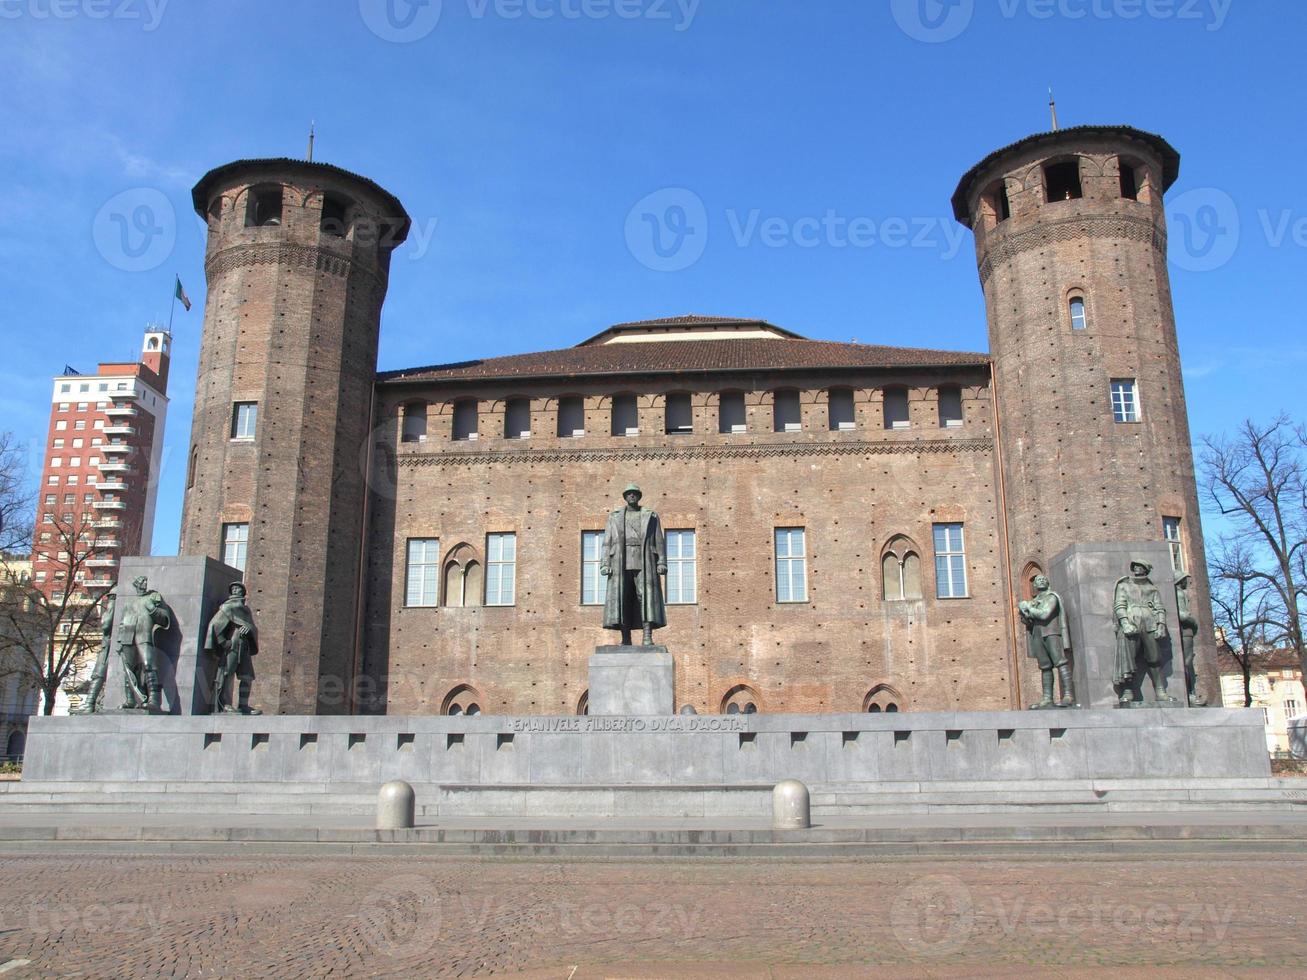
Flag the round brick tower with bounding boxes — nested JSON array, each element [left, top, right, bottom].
[[184, 159, 410, 714], [952, 125, 1215, 700]]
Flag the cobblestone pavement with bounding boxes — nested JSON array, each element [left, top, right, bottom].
[[0, 853, 1304, 977]]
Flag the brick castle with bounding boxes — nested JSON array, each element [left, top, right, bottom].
[[179, 125, 1215, 716]]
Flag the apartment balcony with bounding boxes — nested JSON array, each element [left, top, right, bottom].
[[100, 442, 135, 457], [102, 424, 136, 437], [92, 518, 122, 530], [104, 404, 138, 418], [86, 578, 114, 591], [96, 481, 128, 493], [96, 460, 132, 475], [92, 500, 126, 511], [92, 538, 120, 550], [85, 557, 119, 568]]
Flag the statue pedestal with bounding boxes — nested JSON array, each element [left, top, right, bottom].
[[1050, 542, 1188, 709], [104, 556, 244, 716], [588, 645, 674, 715]]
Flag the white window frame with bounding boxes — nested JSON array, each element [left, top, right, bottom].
[[405, 538, 440, 608], [1069, 295, 1088, 330], [1163, 516, 1185, 574], [221, 522, 249, 572], [581, 531, 607, 606], [1110, 379, 1140, 423], [933, 523, 968, 599], [666, 529, 697, 605], [231, 402, 258, 440], [485, 532, 516, 606], [775, 527, 808, 603]]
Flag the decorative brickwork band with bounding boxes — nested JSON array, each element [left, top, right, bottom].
[[978, 214, 1166, 285], [396, 438, 993, 468], [204, 242, 383, 286]]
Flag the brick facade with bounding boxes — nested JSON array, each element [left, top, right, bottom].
[[180, 126, 1219, 716]]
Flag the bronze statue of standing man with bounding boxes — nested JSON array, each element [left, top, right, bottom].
[[601, 483, 667, 646], [1175, 573, 1207, 707], [1018, 574, 1077, 709], [117, 575, 170, 712], [204, 582, 261, 715], [1112, 558, 1179, 707], [70, 589, 115, 715]]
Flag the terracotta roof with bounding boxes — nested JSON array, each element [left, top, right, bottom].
[[576, 314, 805, 346], [1216, 646, 1303, 675], [951, 125, 1181, 226], [379, 337, 989, 385]]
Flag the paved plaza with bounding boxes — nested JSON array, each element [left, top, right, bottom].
[[0, 852, 1304, 977]]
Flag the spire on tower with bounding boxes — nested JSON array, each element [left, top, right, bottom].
[[1048, 88, 1059, 131], [307, 121, 316, 162]]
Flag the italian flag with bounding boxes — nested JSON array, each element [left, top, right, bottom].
[[175, 276, 192, 312]]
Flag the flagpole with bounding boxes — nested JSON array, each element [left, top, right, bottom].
[[168, 276, 177, 333]]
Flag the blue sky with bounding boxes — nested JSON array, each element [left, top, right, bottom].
[[2, 0, 1303, 554]]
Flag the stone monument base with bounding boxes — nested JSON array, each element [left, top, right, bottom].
[[588, 645, 674, 715]]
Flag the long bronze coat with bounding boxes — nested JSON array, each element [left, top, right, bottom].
[[601, 506, 667, 629]]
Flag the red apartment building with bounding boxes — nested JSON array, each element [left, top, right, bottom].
[[30, 328, 171, 607]]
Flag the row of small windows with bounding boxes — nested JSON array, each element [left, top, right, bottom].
[[402, 524, 969, 609], [983, 155, 1150, 225], [400, 387, 966, 443], [236, 185, 353, 239]]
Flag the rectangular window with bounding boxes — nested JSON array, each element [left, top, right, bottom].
[[486, 532, 516, 606], [1285, 699, 1302, 719], [50, 457, 62, 468], [221, 522, 249, 572], [666, 529, 697, 604], [933, 523, 968, 598], [74, 420, 85, 430], [1110, 380, 1139, 423], [404, 538, 440, 607], [1163, 516, 1185, 574], [775, 527, 808, 603], [581, 531, 607, 606], [231, 402, 258, 440], [47, 475, 58, 485], [55, 419, 67, 431], [77, 401, 88, 411], [67, 474, 78, 486], [44, 494, 55, 505]]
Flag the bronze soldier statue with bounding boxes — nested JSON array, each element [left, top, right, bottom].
[[117, 575, 170, 712], [600, 483, 667, 646], [1018, 574, 1077, 709], [1112, 558, 1179, 707], [69, 589, 115, 715], [204, 582, 261, 715], [1175, 573, 1207, 707]]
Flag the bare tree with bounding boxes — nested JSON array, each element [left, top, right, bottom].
[[0, 512, 110, 716], [1200, 415, 1307, 680], [1208, 538, 1278, 706]]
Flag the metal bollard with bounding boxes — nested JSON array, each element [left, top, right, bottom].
[[377, 780, 416, 830], [772, 779, 810, 830]]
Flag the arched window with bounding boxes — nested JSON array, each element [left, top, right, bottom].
[[982, 178, 1011, 226], [1069, 295, 1088, 330], [245, 185, 283, 227], [442, 544, 482, 608], [611, 394, 638, 436], [400, 402, 428, 443], [773, 389, 801, 432], [320, 194, 350, 237], [5, 729, 25, 759], [863, 684, 903, 713], [442, 684, 483, 716], [504, 398, 531, 440], [828, 388, 855, 431], [576, 691, 589, 716], [452, 400, 479, 441], [665, 392, 693, 435], [187, 446, 198, 489], [720, 684, 761, 715], [882, 535, 923, 601], [1043, 159, 1083, 202], [883, 387, 910, 429], [938, 386, 963, 427], [718, 391, 746, 434], [557, 396, 585, 438]]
